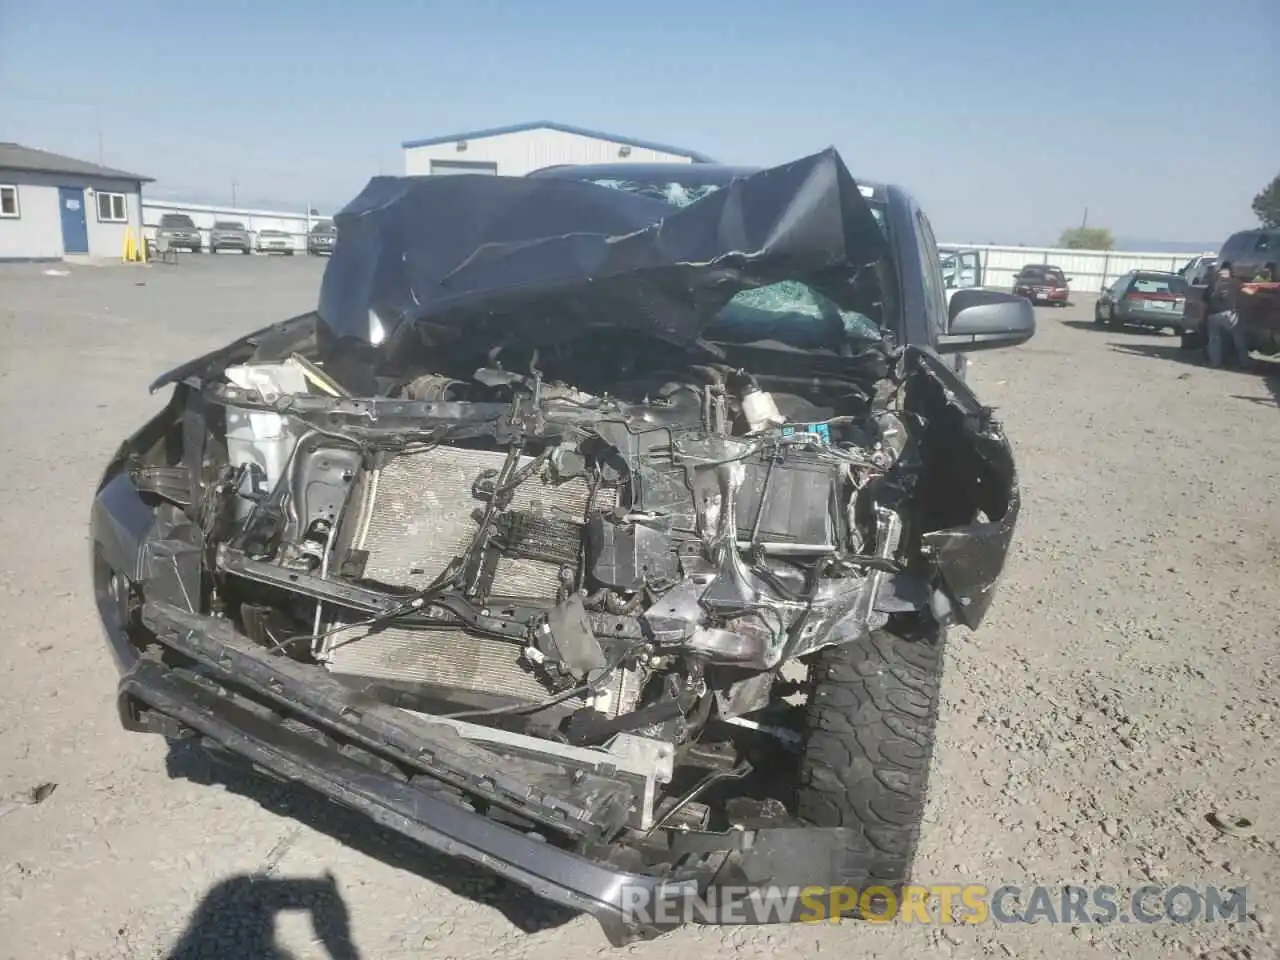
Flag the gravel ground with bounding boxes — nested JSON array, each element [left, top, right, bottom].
[[0, 257, 1277, 960]]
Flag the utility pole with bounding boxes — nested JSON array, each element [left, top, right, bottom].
[[96, 105, 104, 165], [231, 179, 238, 207], [1081, 206, 1089, 229]]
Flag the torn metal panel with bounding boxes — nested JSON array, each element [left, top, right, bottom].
[[318, 148, 889, 350]]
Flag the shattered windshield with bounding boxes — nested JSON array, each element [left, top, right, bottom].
[[588, 177, 886, 343], [712, 280, 882, 344], [588, 179, 723, 208], [588, 177, 889, 237]]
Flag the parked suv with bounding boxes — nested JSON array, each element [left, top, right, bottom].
[[308, 221, 337, 256], [210, 221, 251, 255], [1217, 229, 1280, 282], [155, 213, 202, 253]]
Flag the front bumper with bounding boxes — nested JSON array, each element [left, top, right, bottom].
[[1016, 288, 1068, 303], [159, 233, 202, 247], [123, 600, 680, 943], [108, 598, 876, 943]]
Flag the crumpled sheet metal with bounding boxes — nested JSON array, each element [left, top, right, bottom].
[[317, 148, 888, 350]]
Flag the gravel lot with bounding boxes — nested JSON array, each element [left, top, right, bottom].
[[1, 257, 1277, 960]]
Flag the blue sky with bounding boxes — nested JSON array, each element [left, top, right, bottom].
[[2, 0, 1276, 246]]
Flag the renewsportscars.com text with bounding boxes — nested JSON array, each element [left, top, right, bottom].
[[621, 884, 1248, 926]]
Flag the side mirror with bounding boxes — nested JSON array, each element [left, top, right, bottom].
[[1065, 277, 1074, 283], [937, 288, 1036, 354]]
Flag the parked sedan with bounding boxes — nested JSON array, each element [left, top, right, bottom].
[[1012, 264, 1071, 306], [1095, 271, 1189, 332], [255, 229, 295, 255], [210, 221, 251, 254]]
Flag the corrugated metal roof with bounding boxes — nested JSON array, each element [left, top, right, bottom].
[[401, 121, 714, 162], [0, 142, 153, 183]]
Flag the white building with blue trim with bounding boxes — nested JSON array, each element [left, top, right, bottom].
[[401, 120, 713, 178], [0, 142, 151, 261]]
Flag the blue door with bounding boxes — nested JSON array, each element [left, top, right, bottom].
[[58, 187, 89, 254]]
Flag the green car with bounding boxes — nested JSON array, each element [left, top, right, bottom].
[[1095, 271, 1190, 333]]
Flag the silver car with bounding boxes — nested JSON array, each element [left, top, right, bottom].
[[210, 220, 251, 254], [255, 229, 295, 256], [1095, 271, 1190, 332]]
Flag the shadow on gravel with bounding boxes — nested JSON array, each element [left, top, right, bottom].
[[166, 872, 361, 960], [1107, 341, 1202, 366], [1246, 366, 1280, 407], [1061, 319, 1178, 335], [1108, 342, 1280, 406], [164, 740, 579, 942]]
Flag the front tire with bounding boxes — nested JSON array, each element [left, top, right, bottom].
[[796, 625, 945, 892]]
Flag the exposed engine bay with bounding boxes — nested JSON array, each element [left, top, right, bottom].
[[140, 323, 1008, 836]]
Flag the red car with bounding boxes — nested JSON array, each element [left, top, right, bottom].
[[1013, 264, 1071, 306]]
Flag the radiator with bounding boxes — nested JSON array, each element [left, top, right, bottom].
[[354, 447, 607, 597], [324, 446, 637, 714]]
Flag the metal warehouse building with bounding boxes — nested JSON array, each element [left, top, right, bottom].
[[402, 120, 712, 177], [0, 142, 152, 261]]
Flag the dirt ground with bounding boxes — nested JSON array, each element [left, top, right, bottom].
[[1, 258, 1277, 960]]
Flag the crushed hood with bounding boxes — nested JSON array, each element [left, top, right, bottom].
[[317, 147, 889, 350]]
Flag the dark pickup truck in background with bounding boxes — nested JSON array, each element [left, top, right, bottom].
[[1178, 235, 1280, 356], [1180, 278, 1280, 357]]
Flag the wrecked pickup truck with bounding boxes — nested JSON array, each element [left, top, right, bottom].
[[90, 149, 1033, 943]]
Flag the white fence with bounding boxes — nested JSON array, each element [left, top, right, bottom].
[[942, 243, 1214, 293], [139, 196, 1212, 283], [140, 200, 330, 253]]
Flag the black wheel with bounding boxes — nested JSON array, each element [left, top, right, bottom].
[[241, 247, 250, 255], [286, 250, 294, 256], [1180, 329, 1206, 350], [1094, 305, 1107, 325], [796, 625, 945, 893]]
